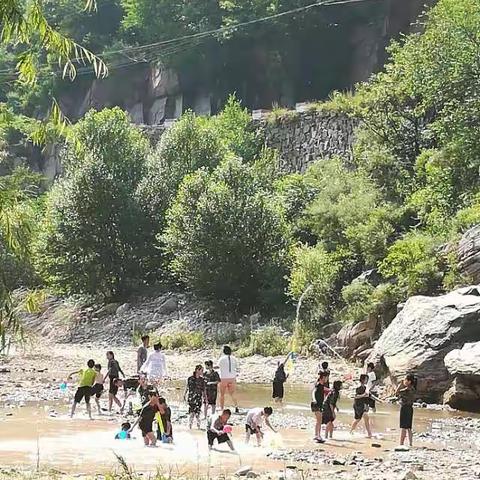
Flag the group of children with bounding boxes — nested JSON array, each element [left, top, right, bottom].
[[68, 351, 126, 419], [272, 359, 417, 447], [68, 343, 417, 451]]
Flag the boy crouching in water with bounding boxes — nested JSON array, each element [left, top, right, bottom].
[[207, 409, 235, 451]]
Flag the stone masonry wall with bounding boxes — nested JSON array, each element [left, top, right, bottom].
[[256, 111, 358, 173], [141, 110, 358, 173]]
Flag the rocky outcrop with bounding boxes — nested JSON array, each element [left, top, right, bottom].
[[444, 342, 480, 411], [367, 286, 480, 403], [336, 314, 378, 359], [456, 225, 480, 284]]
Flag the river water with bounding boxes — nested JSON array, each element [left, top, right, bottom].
[[0, 382, 477, 476]]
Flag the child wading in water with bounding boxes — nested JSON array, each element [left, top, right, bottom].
[[92, 363, 104, 415], [156, 397, 173, 443], [396, 373, 417, 447], [105, 351, 125, 413], [185, 364, 206, 429], [322, 380, 342, 439], [311, 371, 329, 443], [245, 406, 276, 446], [272, 363, 288, 404], [130, 390, 161, 447], [350, 374, 372, 438], [68, 359, 96, 420], [207, 409, 235, 451], [204, 360, 220, 418]]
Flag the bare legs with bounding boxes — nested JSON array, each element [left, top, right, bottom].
[[220, 380, 238, 411], [400, 428, 413, 447], [350, 414, 372, 438], [314, 411, 322, 439], [108, 393, 122, 413]]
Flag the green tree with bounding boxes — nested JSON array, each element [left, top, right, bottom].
[[163, 156, 289, 310], [34, 109, 150, 297], [379, 232, 444, 297]]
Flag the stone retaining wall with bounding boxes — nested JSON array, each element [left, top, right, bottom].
[[141, 110, 358, 173], [257, 111, 358, 172]]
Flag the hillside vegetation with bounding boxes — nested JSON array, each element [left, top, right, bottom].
[[1, 0, 480, 350]]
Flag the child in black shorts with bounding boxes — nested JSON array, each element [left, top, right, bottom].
[[130, 390, 161, 446], [204, 360, 220, 418], [207, 409, 235, 451], [350, 375, 372, 438], [68, 359, 96, 420], [311, 371, 328, 443], [92, 364, 104, 415]]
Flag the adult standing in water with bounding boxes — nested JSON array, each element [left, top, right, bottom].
[[396, 373, 417, 448], [141, 342, 168, 387], [137, 335, 150, 373], [218, 345, 239, 413]]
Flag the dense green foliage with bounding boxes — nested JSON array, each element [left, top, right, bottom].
[[34, 109, 151, 297], [164, 156, 289, 309], [2, 0, 480, 346]]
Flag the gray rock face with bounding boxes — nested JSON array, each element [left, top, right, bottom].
[[336, 315, 378, 358], [444, 342, 480, 411], [456, 225, 480, 284], [367, 286, 480, 402], [157, 297, 178, 315], [445, 342, 480, 376]]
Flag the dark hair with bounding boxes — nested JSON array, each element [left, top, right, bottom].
[[264, 406, 273, 416], [222, 409, 232, 416], [154, 343, 162, 351], [87, 359, 95, 368], [141, 335, 149, 342], [148, 390, 158, 398], [94, 363, 101, 370], [107, 351, 114, 358], [158, 397, 166, 405], [223, 345, 232, 355], [359, 374, 368, 383], [194, 364, 203, 376], [333, 380, 342, 391], [367, 362, 375, 371], [406, 373, 417, 389], [318, 371, 328, 380], [321, 361, 329, 370], [205, 360, 213, 368], [121, 422, 131, 430]]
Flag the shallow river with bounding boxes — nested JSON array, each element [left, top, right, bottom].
[[0, 382, 476, 476]]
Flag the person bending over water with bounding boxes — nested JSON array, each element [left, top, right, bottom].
[[156, 397, 173, 443], [185, 364, 205, 429], [245, 406, 276, 447], [217, 345, 239, 413], [311, 371, 328, 443], [350, 375, 372, 438], [141, 342, 168, 386], [130, 390, 161, 447], [68, 359, 96, 420], [204, 360, 220, 418], [207, 409, 235, 452], [322, 380, 342, 439], [396, 373, 417, 448]]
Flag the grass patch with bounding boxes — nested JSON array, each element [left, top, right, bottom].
[[161, 331, 206, 351], [237, 326, 291, 357]]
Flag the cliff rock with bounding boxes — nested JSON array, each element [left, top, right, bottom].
[[367, 286, 480, 402]]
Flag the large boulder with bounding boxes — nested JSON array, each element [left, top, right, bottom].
[[444, 342, 480, 411], [456, 225, 480, 284], [336, 314, 378, 357], [367, 286, 480, 402]]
